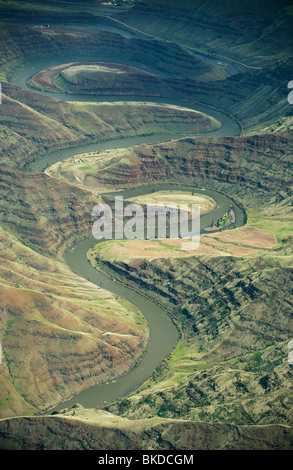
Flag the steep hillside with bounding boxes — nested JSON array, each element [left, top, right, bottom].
[[0, 406, 292, 450], [0, 23, 226, 82], [47, 134, 293, 195], [0, 163, 149, 418], [0, 165, 97, 256], [26, 58, 293, 137], [0, 226, 148, 418], [0, 82, 220, 168], [103, 249, 292, 425], [118, 0, 293, 66]]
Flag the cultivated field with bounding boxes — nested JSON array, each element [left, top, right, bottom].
[[91, 226, 277, 263], [127, 190, 216, 215]]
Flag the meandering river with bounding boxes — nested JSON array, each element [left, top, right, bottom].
[[11, 35, 245, 413], [49, 183, 245, 412]]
